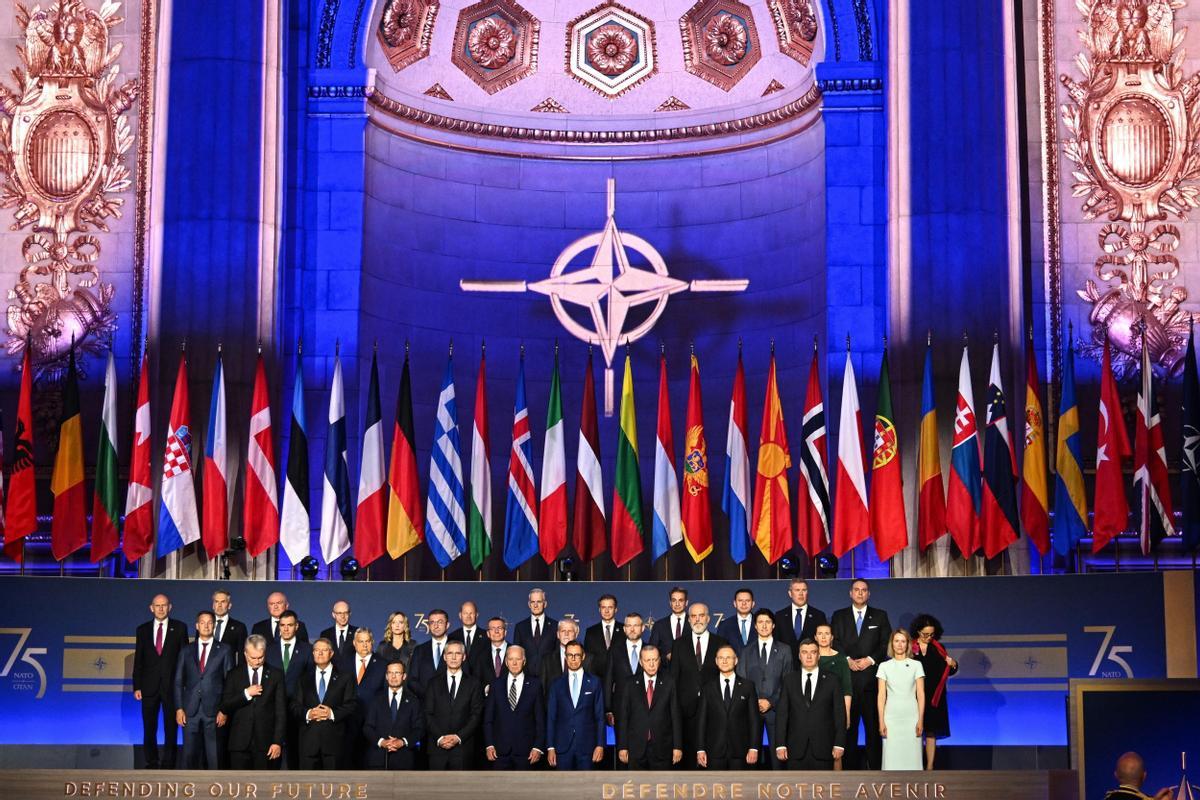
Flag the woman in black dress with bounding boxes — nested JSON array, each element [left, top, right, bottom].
[[910, 613, 957, 770], [377, 610, 416, 668]]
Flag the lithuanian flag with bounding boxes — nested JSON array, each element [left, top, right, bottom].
[[611, 354, 645, 568]]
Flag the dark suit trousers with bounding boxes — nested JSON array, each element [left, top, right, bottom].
[[763, 711, 783, 770], [428, 746, 471, 770], [139, 694, 178, 768], [229, 747, 281, 771], [300, 751, 340, 770], [704, 756, 749, 770], [182, 713, 218, 769], [283, 718, 301, 771], [492, 752, 534, 770], [847, 679, 881, 770], [626, 753, 672, 770], [787, 742, 833, 771], [554, 748, 593, 770]]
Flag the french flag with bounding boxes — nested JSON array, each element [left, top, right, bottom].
[[201, 352, 228, 556], [946, 343, 982, 557], [355, 350, 387, 566]]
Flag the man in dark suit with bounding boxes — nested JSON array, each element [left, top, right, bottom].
[[670, 602, 728, 767], [290, 637, 358, 769], [132, 593, 188, 769], [696, 645, 760, 770], [616, 645, 682, 770], [470, 616, 511, 688], [211, 589, 248, 665], [512, 588, 557, 679], [647, 586, 688, 659], [407, 609, 451, 700], [174, 611, 233, 769], [362, 660, 424, 770], [423, 640, 484, 770], [604, 612, 646, 721], [715, 588, 756, 651], [264, 610, 312, 770], [736, 609, 794, 769], [583, 594, 622, 681], [830, 579, 890, 770], [775, 579, 827, 663], [318, 600, 357, 662], [774, 640, 846, 770], [252, 591, 310, 643], [220, 634, 286, 769], [485, 645, 546, 769], [546, 642, 605, 770], [449, 601, 488, 667], [341, 627, 388, 767], [540, 618, 581, 696]]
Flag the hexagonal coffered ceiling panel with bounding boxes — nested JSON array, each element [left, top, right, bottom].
[[377, 0, 440, 71], [452, 0, 541, 94], [566, 0, 657, 99], [679, 0, 761, 91]]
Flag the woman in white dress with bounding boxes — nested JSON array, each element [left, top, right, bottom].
[[876, 629, 925, 770]]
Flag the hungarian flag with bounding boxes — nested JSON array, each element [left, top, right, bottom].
[[681, 354, 712, 562], [917, 341, 947, 551], [1182, 324, 1200, 553], [722, 349, 751, 564], [354, 352, 386, 566], [869, 347, 906, 561], [797, 348, 831, 559], [386, 351, 423, 559], [51, 347, 86, 561], [651, 353, 681, 562], [5, 345, 35, 561], [467, 348, 492, 568], [1020, 334, 1050, 555], [202, 353, 228, 556], [1093, 338, 1131, 553], [91, 351, 120, 562], [123, 349, 153, 562], [611, 353, 645, 568], [157, 352, 201, 557], [502, 354, 539, 570], [946, 343, 982, 557], [979, 343, 1020, 559], [1135, 330, 1174, 555], [832, 349, 869, 558], [572, 351, 606, 562], [753, 351, 792, 564], [1053, 336, 1087, 556], [539, 350, 567, 564], [280, 352, 311, 565], [320, 353, 352, 564]]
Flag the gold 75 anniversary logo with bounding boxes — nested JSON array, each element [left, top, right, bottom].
[[0, 628, 47, 698]]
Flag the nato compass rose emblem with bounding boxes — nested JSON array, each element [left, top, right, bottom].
[[460, 179, 748, 414]]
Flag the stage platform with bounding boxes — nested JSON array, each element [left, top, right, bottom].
[[3, 769, 1080, 800]]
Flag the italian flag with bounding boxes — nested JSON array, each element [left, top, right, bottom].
[[468, 349, 492, 569], [90, 351, 120, 562], [611, 354, 645, 568], [539, 350, 567, 563]]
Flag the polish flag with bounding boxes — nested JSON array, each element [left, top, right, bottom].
[[831, 349, 869, 557]]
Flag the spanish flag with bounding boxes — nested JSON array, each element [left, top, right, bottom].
[[753, 350, 792, 564], [1020, 331, 1050, 555], [51, 347, 86, 561]]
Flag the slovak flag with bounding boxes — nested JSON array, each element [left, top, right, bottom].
[[157, 352, 201, 557], [946, 343, 983, 557]]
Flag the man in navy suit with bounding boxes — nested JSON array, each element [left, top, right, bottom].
[[363, 660, 424, 769], [776, 579, 828, 664], [484, 645, 546, 769], [291, 638, 358, 769], [341, 627, 388, 767], [736, 609, 794, 768], [219, 635, 286, 770], [774, 640, 846, 770], [670, 603, 728, 767], [132, 593, 188, 769], [174, 611, 233, 769], [715, 588, 756, 651], [407, 609, 451, 700], [604, 612, 646, 724], [616, 645, 682, 770], [830, 579, 890, 770], [546, 641, 605, 770], [512, 588, 557, 679], [318, 600, 357, 662], [647, 587, 689, 659], [264, 610, 312, 770], [252, 591, 310, 643], [423, 641, 484, 770]]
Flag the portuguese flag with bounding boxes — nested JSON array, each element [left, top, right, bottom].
[[90, 351, 120, 562], [869, 347, 907, 561], [611, 354, 645, 568], [51, 347, 87, 561]]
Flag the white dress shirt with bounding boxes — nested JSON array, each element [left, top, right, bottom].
[[693, 630, 711, 662], [214, 616, 229, 641], [377, 688, 409, 747], [307, 667, 335, 722]]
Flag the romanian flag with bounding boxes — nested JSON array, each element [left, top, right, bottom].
[[386, 351, 423, 559], [917, 342, 947, 551], [1052, 336, 1087, 556], [51, 347, 86, 561], [1020, 333, 1050, 555], [753, 351, 792, 564], [5, 344, 35, 561], [681, 354, 713, 562], [611, 354, 645, 568]]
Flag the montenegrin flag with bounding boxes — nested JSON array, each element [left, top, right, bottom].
[[946, 342, 982, 557], [1092, 337, 1130, 553], [202, 352, 229, 556], [386, 350, 423, 559], [917, 340, 947, 552], [1052, 335, 1087, 557], [722, 349, 751, 564], [832, 348, 869, 559], [869, 345, 907, 562], [797, 348, 831, 559], [122, 349, 153, 562], [90, 350, 120, 563], [650, 352, 681, 562], [279, 351, 312, 565], [503, 353, 539, 570], [244, 353, 280, 558], [1020, 332, 1050, 555], [572, 351, 607, 562], [425, 352, 467, 568], [157, 351, 201, 557], [354, 350, 387, 567], [539, 349, 567, 564], [4, 343, 35, 561], [753, 350, 792, 564], [467, 348, 492, 568], [681, 353, 713, 563], [50, 346, 86, 561], [611, 353, 646, 568]]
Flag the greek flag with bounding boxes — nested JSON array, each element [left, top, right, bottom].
[[426, 354, 467, 567]]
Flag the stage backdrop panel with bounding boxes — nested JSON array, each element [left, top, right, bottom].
[[0, 573, 1190, 746]]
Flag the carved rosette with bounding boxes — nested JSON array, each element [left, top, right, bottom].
[[377, 0, 440, 72], [767, 0, 817, 65], [680, 0, 761, 91], [567, 1, 657, 98], [1061, 0, 1200, 374], [0, 0, 139, 376], [452, 0, 540, 94]]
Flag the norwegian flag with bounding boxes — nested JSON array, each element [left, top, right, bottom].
[[244, 353, 280, 557], [797, 348, 830, 558], [1135, 330, 1175, 555]]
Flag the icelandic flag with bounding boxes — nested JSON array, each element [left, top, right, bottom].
[[425, 353, 468, 567], [320, 354, 352, 564], [201, 353, 228, 556], [651, 353, 681, 562], [157, 353, 201, 556], [503, 354, 539, 570], [722, 350, 751, 564]]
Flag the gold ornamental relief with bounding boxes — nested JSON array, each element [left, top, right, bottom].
[[1061, 0, 1198, 375], [0, 0, 138, 380]]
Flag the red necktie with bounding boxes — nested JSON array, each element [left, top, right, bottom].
[[494, 648, 502, 677], [155, 623, 163, 655], [674, 618, 681, 639], [199, 642, 208, 675], [646, 678, 654, 706]]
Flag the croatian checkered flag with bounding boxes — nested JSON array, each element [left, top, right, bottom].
[[157, 351, 201, 556]]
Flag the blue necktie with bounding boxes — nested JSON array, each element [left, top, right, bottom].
[[794, 609, 804, 639], [740, 618, 748, 645], [571, 671, 579, 706], [390, 691, 399, 721], [630, 644, 638, 672], [318, 670, 327, 703], [855, 610, 863, 635], [435, 642, 442, 668]]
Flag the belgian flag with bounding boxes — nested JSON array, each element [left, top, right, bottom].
[[51, 347, 87, 560]]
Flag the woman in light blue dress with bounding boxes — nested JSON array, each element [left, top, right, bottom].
[[876, 629, 925, 770]]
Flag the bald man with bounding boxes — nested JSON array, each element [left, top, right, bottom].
[[252, 591, 310, 642], [1103, 752, 1173, 800], [132, 594, 188, 768]]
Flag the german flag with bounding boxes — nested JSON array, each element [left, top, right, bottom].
[[51, 347, 87, 560], [386, 350, 423, 558]]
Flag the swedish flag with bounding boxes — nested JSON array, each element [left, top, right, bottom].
[[1053, 337, 1087, 556]]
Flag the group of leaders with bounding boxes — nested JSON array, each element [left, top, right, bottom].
[[133, 579, 957, 772]]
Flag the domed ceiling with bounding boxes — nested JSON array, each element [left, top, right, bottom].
[[366, 0, 823, 122]]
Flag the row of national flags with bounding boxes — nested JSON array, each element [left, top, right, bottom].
[[3, 330, 1198, 569]]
